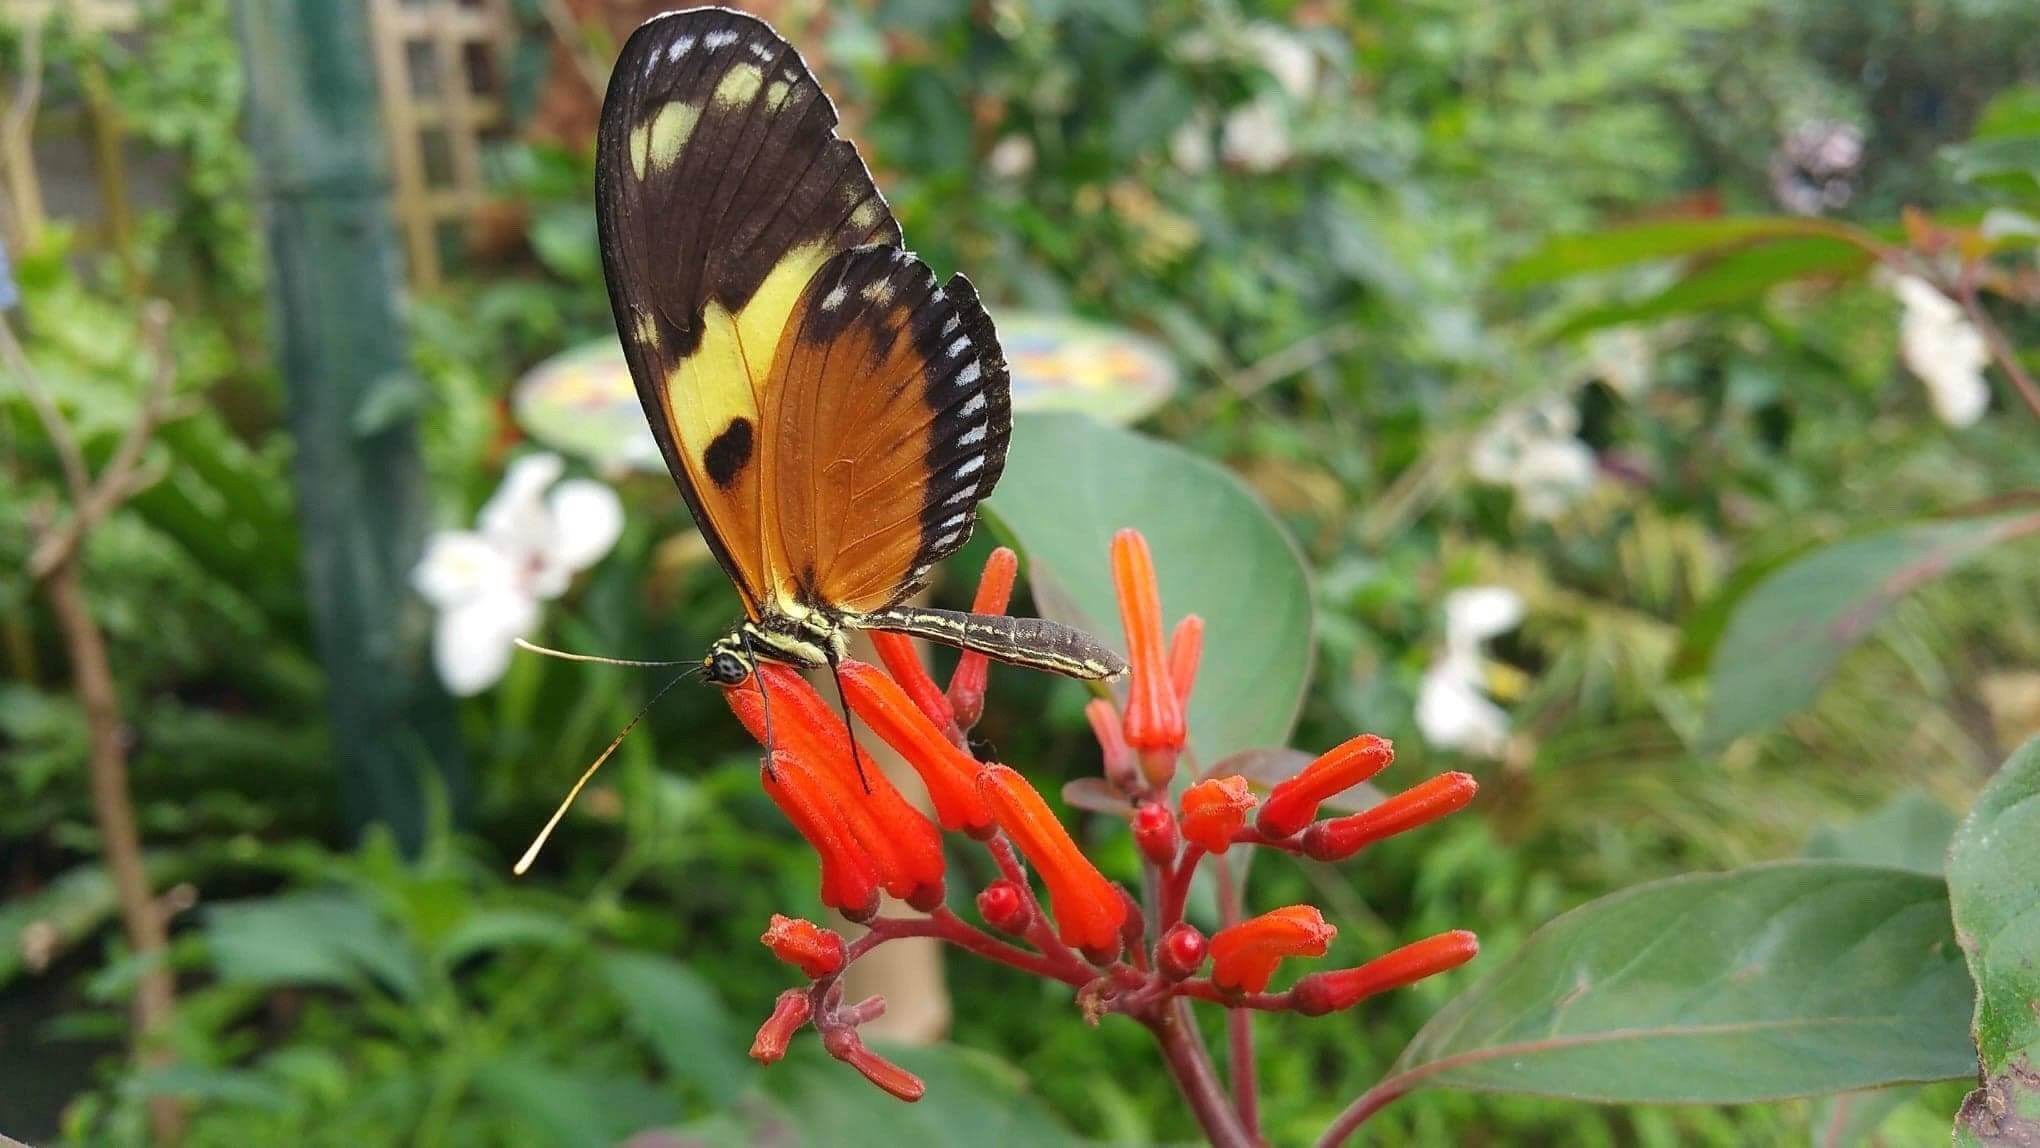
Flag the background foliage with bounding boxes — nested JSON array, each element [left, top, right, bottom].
[[4, 0, 2039, 1144]]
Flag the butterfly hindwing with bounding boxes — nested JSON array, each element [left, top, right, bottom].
[[595, 7, 901, 614], [760, 246, 1012, 614]]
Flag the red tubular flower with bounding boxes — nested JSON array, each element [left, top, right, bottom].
[[1158, 923, 1208, 980], [1085, 699, 1138, 792], [867, 630, 961, 739], [822, 1028, 926, 1102], [760, 751, 881, 920], [1292, 930, 1479, 1016], [1209, 905, 1337, 993], [976, 879, 1032, 934], [1131, 802, 1179, 866], [1302, 772, 1478, 862], [839, 661, 995, 835], [978, 764, 1127, 958], [750, 989, 812, 1064], [1168, 614, 1204, 708], [1179, 776, 1256, 855], [1258, 733, 1398, 839], [762, 914, 847, 979], [947, 547, 1017, 729], [1111, 529, 1185, 782], [729, 671, 946, 905]]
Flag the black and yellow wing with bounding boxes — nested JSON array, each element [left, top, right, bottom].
[[595, 7, 899, 616]]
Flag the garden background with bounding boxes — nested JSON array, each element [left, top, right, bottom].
[[3, 0, 2039, 1144]]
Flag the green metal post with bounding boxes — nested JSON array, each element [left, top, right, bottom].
[[235, 0, 467, 850]]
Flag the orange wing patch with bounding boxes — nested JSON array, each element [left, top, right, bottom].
[[759, 246, 1012, 615]]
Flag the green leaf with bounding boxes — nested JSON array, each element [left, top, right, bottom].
[[1802, 791, 1959, 876], [987, 412, 1314, 768], [1948, 737, 2040, 1143], [1499, 217, 1847, 288], [769, 1042, 1076, 1147], [1549, 237, 1873, 339], [599, 950, 753, 1101], [1700, 515, 2040, 749], [207, 891, 425, 1000], [1391, 862, 1975, 1104], [471, 1057, 682, 1148]]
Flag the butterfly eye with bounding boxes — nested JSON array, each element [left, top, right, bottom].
[[708, 651, 751, 685]]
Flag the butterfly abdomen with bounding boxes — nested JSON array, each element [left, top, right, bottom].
[[858, 606, 1127, 682]]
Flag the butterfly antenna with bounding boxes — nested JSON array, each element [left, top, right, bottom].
[[825, 650, 871, 793], [513, 670, 690, 876], [514, 637, 689, 668]]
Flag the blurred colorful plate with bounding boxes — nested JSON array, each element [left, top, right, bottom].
[[999, 311, 1176, 424], [512, 341, 664, 474]]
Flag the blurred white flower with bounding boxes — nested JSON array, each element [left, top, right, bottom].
[[1171, 111, 1215, 173], [1468, 396, 1597, 519], [1891, 274, 1991, 427], [986, 134, 1035, 181], [1416, 587, 1524, 758], [413, 453, 623, 696], [1220, 98, 1291, 172], [1588, 328, 1654, 397], [1240, 23, 1317, 102]]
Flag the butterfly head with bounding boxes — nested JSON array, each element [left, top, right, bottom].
[[703, 637, 753, 686]]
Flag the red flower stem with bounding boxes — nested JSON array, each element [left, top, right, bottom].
[[1157, 845, 1206, 927], [1232, 826, 1304, 853], [985, 832, 1099, 981], [1176, 979, 1292, 1009], [1314, 1077, 1412, 1147], [1214, 853, 1259, 1141], [1146, 997, 1253, 1148], [849, 909, 1083, 986]]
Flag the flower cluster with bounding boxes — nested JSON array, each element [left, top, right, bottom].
[[726, 531, 1480, 1136]]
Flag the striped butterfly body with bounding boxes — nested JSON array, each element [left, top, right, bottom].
[[596, 7, 1126, 687]]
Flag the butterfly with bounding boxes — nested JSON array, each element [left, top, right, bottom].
[[595, 7, 1127, 690]]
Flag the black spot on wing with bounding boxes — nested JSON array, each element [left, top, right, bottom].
[[704, 417, 755, 489]]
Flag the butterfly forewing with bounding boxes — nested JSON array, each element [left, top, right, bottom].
[[759, 246, 1012, 614], [595, 8, 901, 616]]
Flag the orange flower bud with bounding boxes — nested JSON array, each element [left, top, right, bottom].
[[760, 752, 880, 920], [947, 547, 1017, 729], [761, 914, 846, 979], [729, 669, 946, 901], [978, 764, 1127, 957], [750, 989, 812, 1064], [1111, 530, 1185, 779], [976, 879, 1031, 934], [867, 630, 960, 739], [1292, 930, 1479, 1016], [822, 1027, 926, 1102], [1179, 775, 1256, 855], [1131, 802, 1179, 865], [1158, 923, 1208, 980], [1258, 734, 1397, 839], [1168, 614, 1204, 708], [1209, 905, 1337, 993], [839, 660, 994, 834], [1302, 772, 1478, 862]]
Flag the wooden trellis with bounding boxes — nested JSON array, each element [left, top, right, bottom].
[[366, 0, 513, 288]]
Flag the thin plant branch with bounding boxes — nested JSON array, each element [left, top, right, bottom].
[[4, 303, 185, 1145], [1954, 264, 2040, 424]]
